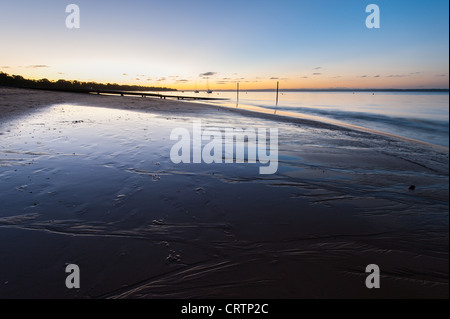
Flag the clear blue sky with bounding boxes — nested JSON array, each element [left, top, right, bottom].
[[0, 0, 448, 89]]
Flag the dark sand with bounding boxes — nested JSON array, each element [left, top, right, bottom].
[[0, 87, 448, 298]]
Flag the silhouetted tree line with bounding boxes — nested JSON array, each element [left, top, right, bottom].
[[0, 72, 176, 92]]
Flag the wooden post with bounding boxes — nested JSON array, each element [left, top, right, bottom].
[[276, 81, 279, 106], [236, 82, 240, 107]]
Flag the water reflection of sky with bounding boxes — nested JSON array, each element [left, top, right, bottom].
[[143, 91, 449, 146]]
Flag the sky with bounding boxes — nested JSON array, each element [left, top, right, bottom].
[[0, 0, 448, 90]]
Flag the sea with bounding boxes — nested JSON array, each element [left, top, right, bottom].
[[147, 90, 449, 147]]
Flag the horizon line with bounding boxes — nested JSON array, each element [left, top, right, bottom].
[[192, 88, 450, 92]]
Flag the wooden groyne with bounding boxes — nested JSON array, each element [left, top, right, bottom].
[[91, 89, 228, 101], [18, 87, 229, 101]]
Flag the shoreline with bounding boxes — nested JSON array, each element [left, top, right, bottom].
[[2, 87, 448, 152], [196, 100, 449, 152]]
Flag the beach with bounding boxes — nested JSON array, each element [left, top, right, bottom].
[[0, 87, 448, 299]]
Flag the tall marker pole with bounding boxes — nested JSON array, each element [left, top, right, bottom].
[[276, 81, 279, 106]]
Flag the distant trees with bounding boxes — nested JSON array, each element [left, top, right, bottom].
[[0, 72, 176, 92]]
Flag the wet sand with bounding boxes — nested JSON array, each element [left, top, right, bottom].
[[0, 87, 448, 298]]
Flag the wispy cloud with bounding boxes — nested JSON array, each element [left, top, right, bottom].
[[359, 75, 368, 78], [270, 77, 279, 80], [200, 72, 216, 77], [1, 66, 10, 69], [146, 78, 152, 81], [57, 72, 64, 75], [373, 75, 380, 78], [313, 67, 322, 70], [26, 65, 50, 68], [122, 73, 128, 76], [177, 79, 188, 82], [300, 76, 309, 78], [313, 73, 321, 76], [331, 76, 341, 78], [387, 74, 407, 78], [436, 74, 448, 77], [156, 77, 166, 82]]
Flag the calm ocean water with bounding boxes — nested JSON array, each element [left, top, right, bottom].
[[148, 91, 450, 147]]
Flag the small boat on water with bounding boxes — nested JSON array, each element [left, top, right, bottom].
[[194, 80, 199, 93], [206, 77, 213, 94]]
